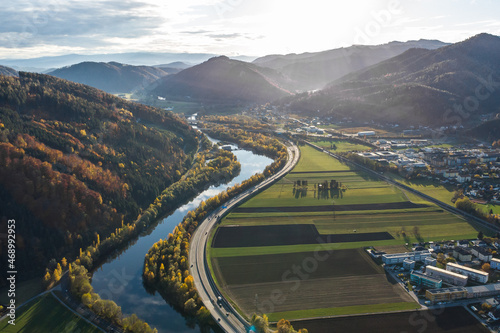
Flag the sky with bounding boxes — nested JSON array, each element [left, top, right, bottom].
[[1, 0, 500, 59]]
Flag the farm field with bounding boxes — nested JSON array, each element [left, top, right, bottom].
[[385, 173, 457, 204], [209, 143, 481, 320], [0, 293, 100, 333], [308, 138, 372, 153], [212, 249, 414, 317], [290, 306, 488, 333]]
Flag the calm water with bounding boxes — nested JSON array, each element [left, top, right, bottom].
[[91, 138, 272, 333]]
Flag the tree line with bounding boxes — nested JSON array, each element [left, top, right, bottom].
[[143, 125, 302, 329], [57, 141, 241, 332]]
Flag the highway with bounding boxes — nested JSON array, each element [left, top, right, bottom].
[[304, 140, 500, 234], [189, 141, 300, 333]]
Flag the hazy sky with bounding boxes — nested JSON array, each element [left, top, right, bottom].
[[1, 0, 500, 59]]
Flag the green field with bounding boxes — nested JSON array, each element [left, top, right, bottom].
[[385, 173, 457, 204], [0, 293, 100, 333], [0, 278, 43, 306], [267, 302, 420, 322], [309, 139, 372, 153], [479, 203, 500, 215], [209, 143, 480, 320]]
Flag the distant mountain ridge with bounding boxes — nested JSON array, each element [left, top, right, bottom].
[[49, 61, 177, 93], [286, 33, 500, 126], [0, 65, 18, 77], [148, 56, 294, 104], [253, 39, 449, 90], [0, 52, 256, 73]]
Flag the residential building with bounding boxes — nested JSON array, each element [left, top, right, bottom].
[[471, 246, 493, 262], [425, 257, 437, 267], [453, 247, 472, 261], [411, 271, 442, 289], [426, 266, 468, 286], [446, 262, 489, 284], [490, 258, 500, 270], [403, 259, 416, 270]]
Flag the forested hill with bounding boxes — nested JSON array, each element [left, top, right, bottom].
[[49, 61, 178, 93], [0, 65, 18, 77], [148, 56, 293, 104], [286, 33, 500, 126], [0, 72, 199, 279]]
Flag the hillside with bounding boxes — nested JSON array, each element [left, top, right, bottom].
[[0, 72, 199, 278], [49, 61, 178, 93], [285, 33, 500, 126], [467, 117, 500, 141], [148, 56, 294, 104], [0, 65, 18, 77], [253, 40, 448, 90]]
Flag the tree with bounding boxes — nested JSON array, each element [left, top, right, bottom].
[[61, 257, 68, 269], [277, 319, 293, 333], [478, 231, 484, 240], [482, 263, 491, 273]]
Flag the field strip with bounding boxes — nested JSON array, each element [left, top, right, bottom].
[[266, 302, 420, 322]]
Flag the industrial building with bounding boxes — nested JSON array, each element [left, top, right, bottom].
[[426, 266, 468, 287], [410, 271, 442, 289], [426, 287, 468, 303], [357, 131, 375, 137], [382, 250, 432, 265], [446, 262, 489, 284]]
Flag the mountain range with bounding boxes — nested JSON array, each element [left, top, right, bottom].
[[148, 56, 294, 104], [286, 33, 500, 126], [253, 39, 449, 91], [0, 52, 255, 73], [48, 61, 180, 93]]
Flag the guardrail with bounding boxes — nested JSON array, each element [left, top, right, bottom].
[[199, 143, 299, 332]]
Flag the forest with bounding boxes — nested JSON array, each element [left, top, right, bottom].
[[0, 72, 199, 280], [143, 121, 290, 327]]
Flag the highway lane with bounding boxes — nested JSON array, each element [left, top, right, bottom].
[[189, 141, 300, 333]]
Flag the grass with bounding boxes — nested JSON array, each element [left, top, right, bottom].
[[385, 173, 456, 204], [309, 139, 372, 153], [207, 142, 482, 320], [291, 145, 352, 173], [0, 293, 100, 333], [479, 203, 500, 215], [0, 278, 43, 306], [267, 302, 420, 322]]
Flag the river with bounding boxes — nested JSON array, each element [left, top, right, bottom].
[[90, 136, 272, 333]]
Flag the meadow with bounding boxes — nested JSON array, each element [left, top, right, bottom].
[[209, 142, 480, 321], [0, 293, 100, 333]]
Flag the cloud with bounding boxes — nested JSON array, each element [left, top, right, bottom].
[[182, 30, 211, 35], [207, 33, 242, 39], [0, 0, 164, 50]]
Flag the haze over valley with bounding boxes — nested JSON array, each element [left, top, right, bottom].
[[1, 1, 500, 333]]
